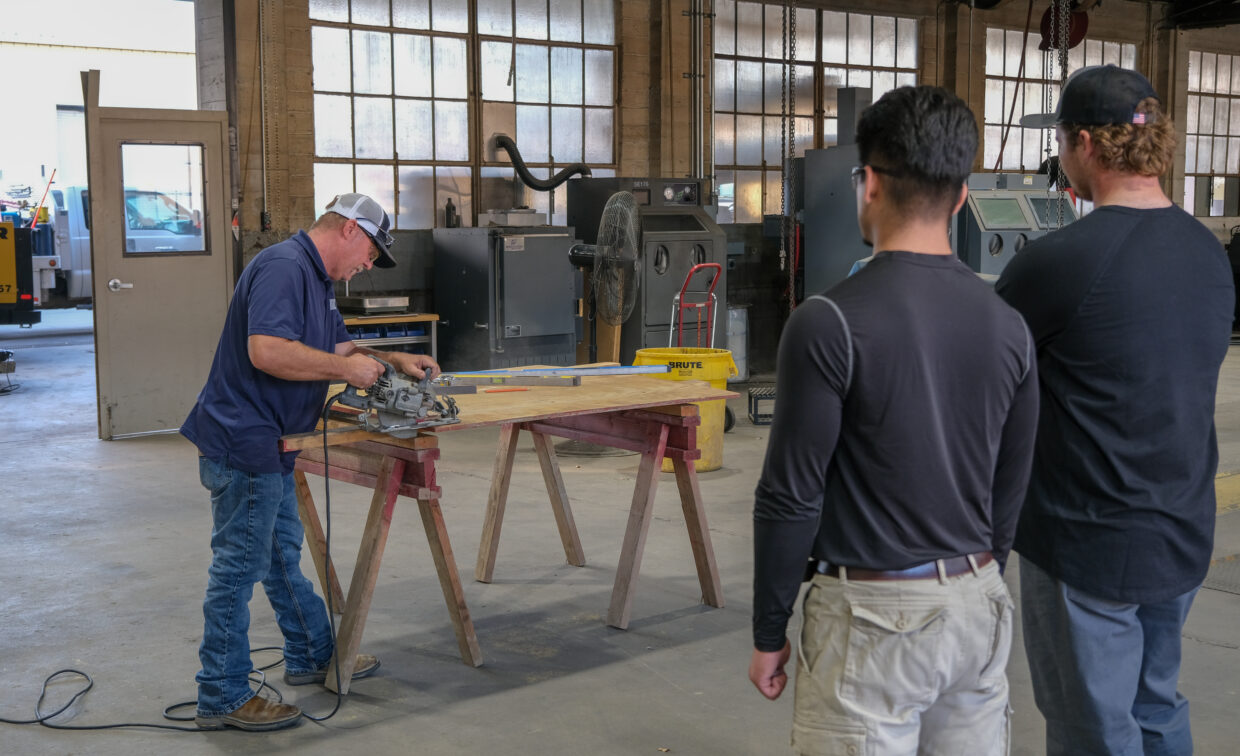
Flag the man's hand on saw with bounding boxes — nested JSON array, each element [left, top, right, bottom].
[[388, 352, 440, 380], [343, 353, 385, 388]]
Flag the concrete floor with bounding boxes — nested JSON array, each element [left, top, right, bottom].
[[1, 311, 1238, 755]]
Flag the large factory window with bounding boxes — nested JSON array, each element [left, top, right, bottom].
[[1184, 51, 1240, 217], [309, 0, 617, 229], [982, 29, 1136, 173], [713, 4, 918, 223]]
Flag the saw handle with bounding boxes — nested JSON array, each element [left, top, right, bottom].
[[337, 355, 397, 410]]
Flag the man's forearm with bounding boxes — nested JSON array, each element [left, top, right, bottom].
[[250, 335, 353, 382]]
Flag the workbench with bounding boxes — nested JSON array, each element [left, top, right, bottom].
[[281, 374, 737, 693]]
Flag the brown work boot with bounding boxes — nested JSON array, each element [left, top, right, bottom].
[[195, 695, 302, 732], [283, 653, 380, 686]]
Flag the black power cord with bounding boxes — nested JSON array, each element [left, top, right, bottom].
[[0, 394, 351, 732]]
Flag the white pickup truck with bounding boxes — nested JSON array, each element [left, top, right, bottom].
[[46, 185, 204, 301]]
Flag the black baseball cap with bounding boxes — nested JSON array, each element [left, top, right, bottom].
[[1020, 65, 1159, 129], [324, 192, 397, 268]]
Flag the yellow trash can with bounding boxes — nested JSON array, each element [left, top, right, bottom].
[[633, 347, 737, 472]]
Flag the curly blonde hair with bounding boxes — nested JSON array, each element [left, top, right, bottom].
[[1062, 97, 1176, 177]]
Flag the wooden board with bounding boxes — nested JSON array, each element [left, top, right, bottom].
[[319, 374, 737, 434]]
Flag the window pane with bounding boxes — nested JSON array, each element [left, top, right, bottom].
[[764, 62, 783, 113], [583, 0, 614, 45], [985, 77, 1003, 123], [737, 2, 763, 57], [436, 167, 472, 227], [310, 0, 348, 22], [736, 61, 762, 113], [356, 163, 395, 220], [1023, 129, 1042, 171], [434, 101, 469, 160], [314, 162, 355, 215], [715, 169, 734, 223], [763, 115, 781, 165], [1103, 41, 1120, 67], [1201, 97, 1215, 135], [823, 116, 838, 147], [433, 37, 467, 98], [765, 170, 782, 215], [395, 99, 434, 160], [736, 114, 761, 164], [477, 0, 512, 36], [1202, 53, 1217, 94], [897, 18, 918, 70], [822, 11, 846, 64], [1005, 30, 1022, 77], [715, 0, 735, 55], [795, 116, 813, 157], [1232, 100, 1240, 135], [1188, 51, 1201, 91], [873, 16, 895, 68], [872, 71, 895, 101], [551, 47, 583, 104], [1183, 178, 1195, 213], [397, 165, 434, 228], [896, 71, 916, 88], [735, 170, 762, 223], [1085, 39, 1102, 67], [1185, 135, 1196, 174], [1228, 137, 1240, 174], [795, 8, 816, 62], [315, 94, 353, 156], [120, 144, 206, 255], [848, 14, 871, 65], [1218, 56, 1232, 96], [312, 27, 351, 93], [1066, 43, 1083, 73], [584, 108, 612, 163], [822, 66, 845, 116], [984, 125, 1000, 169], [433, 0, 469, 33], [516, 44, 550, 102], [1216, 96, 1230, 134], [516, 105, 550, 161], [352, 30, 392, 95], [1214, 136, 1227, 173], [481, 41, 514, 101], [550, 0, 582, 42], [847, 69, 870, 89], [393, 0, 430, 29], [795, 65, 813, 117], [1121, 43, 1135, 70], [764, 5, 784, 59], [394, 34, 432, 97], [1187, 94, 1199, 133], [1234, 57, 1240, 95], [1197, 138, 1211, 173], [516, 0, 548, 40], [352, 0, 389, 26], [715, 114, 734, 165], [551, 106, 583, 162], [584, 49, 613, 106], [354, 96, 393, 159]]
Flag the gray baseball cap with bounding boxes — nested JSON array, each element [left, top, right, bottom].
[[324, 192, 397, 268]]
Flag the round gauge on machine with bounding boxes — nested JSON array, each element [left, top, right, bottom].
[[664, 186, 676, 201]]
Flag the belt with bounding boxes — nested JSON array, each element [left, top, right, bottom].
[[815, 552, 993, 581]]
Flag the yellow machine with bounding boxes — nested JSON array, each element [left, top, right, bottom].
[[0, 220, 41, 326]]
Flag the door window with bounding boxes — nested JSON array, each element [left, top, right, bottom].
[[120, 143, 207, 255]]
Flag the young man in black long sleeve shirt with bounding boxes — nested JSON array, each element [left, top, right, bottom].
[[748, 86, 1039, 755]]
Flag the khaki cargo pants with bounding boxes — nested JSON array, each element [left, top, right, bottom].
[[792, 561, 1013, 756]]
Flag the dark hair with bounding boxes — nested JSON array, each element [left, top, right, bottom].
[[855, 86, 978, 216], [1061, 97, 1175, 177]]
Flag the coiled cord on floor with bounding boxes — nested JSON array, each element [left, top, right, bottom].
[[0, 393, 350, 732]]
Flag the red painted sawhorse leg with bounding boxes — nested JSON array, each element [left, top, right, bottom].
[[473, 404, 724, 629], [292, 433, 482, 694]]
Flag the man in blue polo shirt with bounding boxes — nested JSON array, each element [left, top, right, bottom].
[[182, 193, 439, 731]]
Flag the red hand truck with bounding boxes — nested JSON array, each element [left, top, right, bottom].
[[668, 262, 722, 348]]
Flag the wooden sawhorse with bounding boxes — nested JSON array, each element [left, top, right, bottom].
[[475, 403, 725, 629], [287, 431, 482, 694]]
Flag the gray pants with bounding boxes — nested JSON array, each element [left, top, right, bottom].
[[792, 560, 1013, 756], [1020, 558, 1197, 756]]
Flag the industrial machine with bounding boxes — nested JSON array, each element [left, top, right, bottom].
[[433, 226, 582, 371], [953, 173, 1077, 276], [0, 221, 42, 326], [566, 177, 727, 365]]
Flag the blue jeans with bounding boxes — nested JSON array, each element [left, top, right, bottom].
[[1020, 557, 1198, 756], [196, 456, 334, 716]]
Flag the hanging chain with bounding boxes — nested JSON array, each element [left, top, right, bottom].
[[1056, 0, 1070, 228], [779, 2, 788, 274], [787, 2, 797, 308]]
